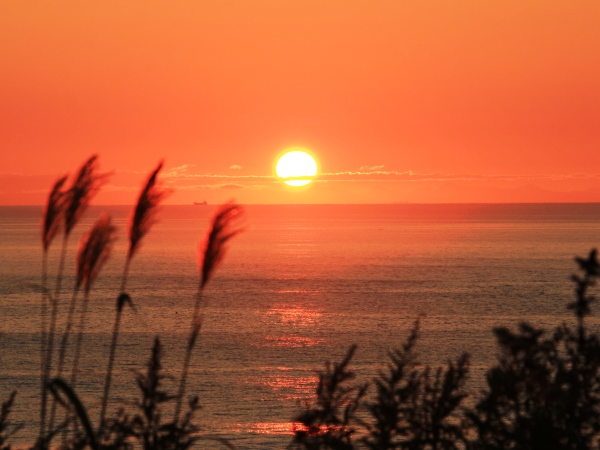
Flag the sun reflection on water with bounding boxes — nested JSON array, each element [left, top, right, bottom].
[[262, 335, 325, 347], [258, 369, 318, 401], [226, 421, 304, 435], [265, 301, 323, 327]]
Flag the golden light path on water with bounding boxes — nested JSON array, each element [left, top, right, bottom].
[[260, 300, 325, 347], [222, 299, 326, 437], [225, 421, 303, 435]]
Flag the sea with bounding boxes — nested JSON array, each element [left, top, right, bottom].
[[1, 203, 600, 448]]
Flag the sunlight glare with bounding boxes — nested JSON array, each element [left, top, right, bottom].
[[275, 149, 318, 186]]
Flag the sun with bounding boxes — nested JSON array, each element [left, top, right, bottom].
[[275, 149, 318, 186]]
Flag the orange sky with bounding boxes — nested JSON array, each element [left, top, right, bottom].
[[1, 1, 600, 204]]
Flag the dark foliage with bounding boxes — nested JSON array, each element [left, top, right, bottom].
[[291, 323, 469, 450], [38, 338, 203, 450], [293, 250, 600, 450], [362, 322, 469, 450], [403, 355, 469, 450], [290, 345, 368, 450], [467, 248, 600, 450], [361, 324, 421, 450], [99, 337, 201, 450]]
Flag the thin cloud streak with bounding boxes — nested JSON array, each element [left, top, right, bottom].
[[174, 183, 265, 190], [318, 171, 600, 182], [359, 165, 385, 171], [162, 168, 600, 183], [162, 164, 196, 177]]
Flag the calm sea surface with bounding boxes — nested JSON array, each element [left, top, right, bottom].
[[1, 204, 600, 447]]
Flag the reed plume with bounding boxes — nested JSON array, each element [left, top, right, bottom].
[[200, 202, 245, 290], [99, 162, 167, 431], [174, 202, 244, 422], [127, 161, 168, 265], [75, 213, 117, 295], [39, 175, 68, 441], [42, 176, 68, 253], [44, 156, 105, 439], [64, 155, 105, 236], [71, 214, 117, 388], [47, 214, 116, 436]]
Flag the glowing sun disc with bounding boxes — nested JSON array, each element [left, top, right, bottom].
[[276, 150, 318, 186]]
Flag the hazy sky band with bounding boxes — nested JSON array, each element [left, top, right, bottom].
[[1, 1, 599, 203]]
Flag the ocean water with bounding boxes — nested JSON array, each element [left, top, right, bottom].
[[1, 203, 600, 447]]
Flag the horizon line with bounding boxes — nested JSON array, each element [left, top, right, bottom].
[[3, 201, 600, 207]]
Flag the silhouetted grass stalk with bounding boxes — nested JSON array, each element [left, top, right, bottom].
[[56, 290, 80, 380], [55, 213, 116, 439], [70, 291, 90, 388], [174, 203, 244, 423], [43, 156, 103, 440], [99, 162, 166, 431], [174, 290, 203, 423], [98, 261, 130, 430], [44, 233, 68, 433], [40, 174, 68, 442], [49, 288, 79, 432]]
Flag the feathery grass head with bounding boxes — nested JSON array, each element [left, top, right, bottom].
[[199, 202, 245, 289], [128, 161, 169, 261], [42, 175, 68, 252], [76, 214, 117, 294], [64, 155, 106, 236]]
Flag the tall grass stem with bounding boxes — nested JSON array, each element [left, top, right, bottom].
[[56, 290, 80, 380], [70, 293, 90, 388], [99, 258, 131, 431], [49, 289, 79, 432], [174, 290, 204, 423], [44, 233, 68, 436]]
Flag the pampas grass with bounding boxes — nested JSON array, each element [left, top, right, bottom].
[[63, 155, 105, 236], [42, 175, 68, 253], [31, 156, 241, 448], [70, 214, 117, 387], [99, 162, 167, 430], [49, 214, 116, 434], [127, 161, 169, 265], [200, 202, 245, 290], [174, 202, 244, 423], [45, 156, 104, 403], [43, 156, 104, 441], [39, 175, 67, 440], [75, 213, 117, 295]]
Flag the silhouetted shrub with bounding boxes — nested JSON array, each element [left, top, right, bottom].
[[98, 337, 201, 450], [361, 321, 469, 450], [467, 249, 600, 450], [291, 323, 469, 450], [293, 251, 600, 450], [289, 345, 367, 450]]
